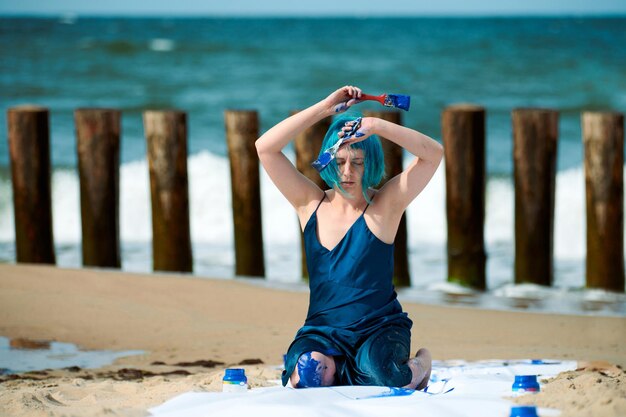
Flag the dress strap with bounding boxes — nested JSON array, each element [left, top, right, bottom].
[[362, 191, 376, 214], [314, 191, 327, 213]]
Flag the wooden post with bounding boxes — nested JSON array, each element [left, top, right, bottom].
[[512, 108, 559, 286], [364, 110, 411, 287], [143, 110, 193, 273], [225, 110, 265, 277], [442, 105, 486, 290], [75, 108, 121, 268], [293, 111, 330, 280], [7, 106, 55, 264], [582, 111, 624, 292]]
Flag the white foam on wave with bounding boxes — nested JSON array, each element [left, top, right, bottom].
[[406, 163, 445, 244], [555, 167, 586, 258], [0, 178, 13, 241], [119, 159, 151, 241], [51, 169, 81, 243], [0, 151, 234, 244], [427, 281, 479, 295], [119, 151, 235, 244], [0, 154, 623, 290], [492, 283, 561, 299], [59, 14, 77, 25], [402, 162, 585, 251], [149, 38, 176, 52]]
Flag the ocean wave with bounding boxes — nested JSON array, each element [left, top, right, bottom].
[[0, 151, 610, 294], [107, 40, 143, 54], [0, 152, 623, 292], [149, 38, 176, 52], [401, 283, 625, 316], [59, 14, 77, 25], [0, 156, 620, 250]]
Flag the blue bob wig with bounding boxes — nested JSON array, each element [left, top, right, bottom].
[[318, 112, 385, 202]]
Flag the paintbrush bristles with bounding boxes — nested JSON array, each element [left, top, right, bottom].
[[386, 94, 411, 111]]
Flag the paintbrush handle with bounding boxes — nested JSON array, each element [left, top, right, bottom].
[[360, 93, 386, 106]]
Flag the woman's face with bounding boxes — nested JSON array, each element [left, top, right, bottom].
[[335, 147, 365, 192]]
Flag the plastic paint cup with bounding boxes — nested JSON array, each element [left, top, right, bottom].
[[509, 405, 539, 417], [512, 375, 540, 394], [223, 368, 248, 392]]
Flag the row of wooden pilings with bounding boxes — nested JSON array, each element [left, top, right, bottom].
[[6, 105, 625, 292]]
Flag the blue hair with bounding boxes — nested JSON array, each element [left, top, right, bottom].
[[319, 112, 385, 202]]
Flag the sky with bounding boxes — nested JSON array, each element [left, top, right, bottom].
[[0, 0, 625, 17]]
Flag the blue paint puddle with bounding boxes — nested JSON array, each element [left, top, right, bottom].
[[0, 336, 144, 375]]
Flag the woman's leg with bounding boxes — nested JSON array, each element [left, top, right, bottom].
[[355, 326, 431, 389]]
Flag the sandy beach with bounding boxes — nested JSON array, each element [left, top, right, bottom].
[[1, 263, 625, 416]]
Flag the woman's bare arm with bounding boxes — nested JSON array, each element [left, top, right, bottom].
[[373, 118, 444, 212], [255, 86, 362, 216]]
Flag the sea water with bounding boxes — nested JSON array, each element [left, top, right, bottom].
[[0, 336, 143, 375], [0, 17, 625, 314]]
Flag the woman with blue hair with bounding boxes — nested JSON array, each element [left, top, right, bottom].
[[256, 85, 443, 390]]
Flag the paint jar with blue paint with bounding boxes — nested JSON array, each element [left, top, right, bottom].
[[509, 405, 539, 417], [512, 375, 540, 394], [223, 368, 248, 392]]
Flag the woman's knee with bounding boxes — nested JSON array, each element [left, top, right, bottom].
[[359, 359, 413, 387], [355, 327, 412, 386], [290, 351, 336, 388]]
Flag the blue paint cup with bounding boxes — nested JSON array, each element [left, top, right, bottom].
[[223, 368, 248, 392], [512, 375, 540, 393], [510, 405, 539, 417]]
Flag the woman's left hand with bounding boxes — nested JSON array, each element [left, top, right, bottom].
[[338, 117, 376, 145]]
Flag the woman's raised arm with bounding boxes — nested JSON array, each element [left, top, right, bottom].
[[373, 118, 443, 212], [255, 86, 362, 214]]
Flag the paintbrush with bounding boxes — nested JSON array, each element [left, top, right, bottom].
[[359, 93, 411, 111], [311, 117, 362, 172]]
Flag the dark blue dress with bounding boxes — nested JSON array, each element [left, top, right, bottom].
[[282, 193, 413, 387]]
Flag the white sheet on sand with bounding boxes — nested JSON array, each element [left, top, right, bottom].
[[149, 360, 577, 417]]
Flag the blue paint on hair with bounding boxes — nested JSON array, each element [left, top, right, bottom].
[[295, 352, 323, 388], [318, 112, 385, 203]]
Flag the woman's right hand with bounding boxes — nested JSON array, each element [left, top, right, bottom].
[[323, 85, 362, 114]]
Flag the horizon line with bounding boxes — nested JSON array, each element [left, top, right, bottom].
[[2, 12, 626, 18]]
